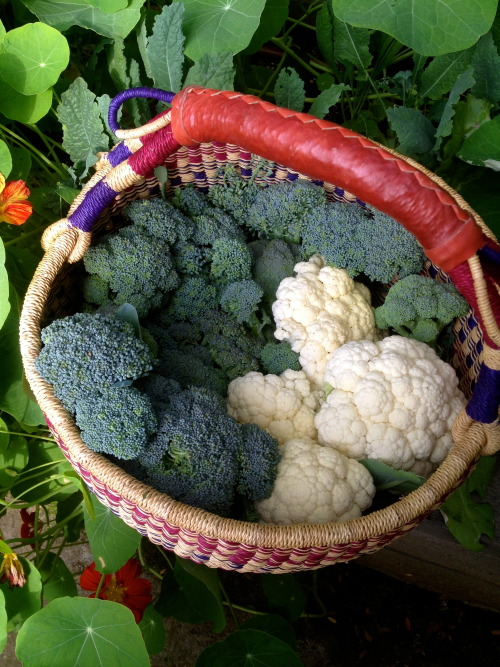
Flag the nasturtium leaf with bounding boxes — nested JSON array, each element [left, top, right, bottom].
[[174, 558, 225, 632], [309, 83, 349, 119], [1, 558, 42, 631], [57, 77, 109, 177], [83, 492, 141, 574], [0, 434, 29, 474], [331, 0, 498, 56], [86, 0, 128, 12], [146, 2, 185, 93], [0, 417, 9, 453], [0, 20, 6, 44], [156, 568, 206, 624], [459, 114, 500, 168], [0, 243, 9, 332], [39, 552, 78, 602], [333, 17, 372, 73], [16, 597, 150, 667], [419, 49, 474, 100], [22, 0, 144, 39], [54, 182, 80, 205], [244, 0, 289, 55], [55, 491, 84, 543], [274, 67, 305, 112], [260, 573, 306, 622], [138, 604, 166, 655], [195, 629, 304, 667], [176, 0, 267, 61], [184, 51, 235, 91], [0, 141, 12, 179], [440, 456, 496, 551], [241, 614, 297, 649], [0, 80, 53, 124], [4, 246, 43, 300], [434, 67, 475, 151], [9, 147, 32, 182], [13, 439, 77, 503], [471, 32, 500, 103], [0, 22, 69, 95], [0, 590, 6, 655], [386, 106, 436, 155], [359, 459, 426, 494]]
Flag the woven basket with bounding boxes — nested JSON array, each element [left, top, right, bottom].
[[20, 87, 500, 573]]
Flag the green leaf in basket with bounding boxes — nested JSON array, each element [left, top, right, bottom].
[[440, 456, 496, 551], [39, 552, 78, 603], [195, 629, 304, 667], [176, 0, 267, 62], [386, 106, 436, 156], [83, 492, 141, 574], [0, 140, 12, 179], [184, 52, 235, 91], [309, 83, 350, 119], [1, 558, 42, 632], [0, 22, 69, 96], [0, 242, 9, 332], [359, 459, 426, 494], [22, 0, 144, 39], [274, 67, 305, 112], [331, 0, 498, 56], [458, 114, 500, 169], [260, 573, 306, 623], [471, 32, 500, 104], [418, 49, 474, 100], [15, 597, 150, 667], [138, 604, 166, 655], [57, 77, 110, 178], [146, 2, 185, 93]]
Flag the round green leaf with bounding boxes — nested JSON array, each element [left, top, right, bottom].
[[1, 558, 42, 632], [16, 597, 150, 667], [138, 604, 166, 655], [195, 629, 304, 667], [39, 552, 78, 602], [0, 22, 69, 95], [87, 0, 128, 11], [0, 242, 10, 332], [9, 147, 32, 182], [0, 140, 12, 179], [0, 590, 7, 655], [177, 0, 267, 61], [0, 80, 53, 124], [0, 20, 6, 44], [331, 0, 498, 56]]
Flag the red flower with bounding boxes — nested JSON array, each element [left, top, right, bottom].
[[80, 558, 152, 623], [20, 509, 42, 548], [0, 173, 32, 226]]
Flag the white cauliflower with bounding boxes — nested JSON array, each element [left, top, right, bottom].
[[227, 369, 321, 445], [315, 336, 467, 476], [255, 437, 376, 525], [272, 254, 377, 388]]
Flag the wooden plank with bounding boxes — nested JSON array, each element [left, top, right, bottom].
[[358, 461, 500, 612]]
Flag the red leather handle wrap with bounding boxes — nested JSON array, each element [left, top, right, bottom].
[[171, 87, 486, 272]]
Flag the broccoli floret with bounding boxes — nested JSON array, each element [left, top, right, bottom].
[[300, 202, 425, 283], [374, 274, 470, 344], [35, 312, 154, 413], [252, 238, 300, 303], [195, 309, 263, 381], [155, 348, 229, 396], [207, 167, 260, 219], [82, 274, 110, 307], [237, 423, 280, 501], [138, 387, 242, 514], [209, 237, 253, 285], [173, 186, 210, 217], [191, 208, 245, 246], [246, 180, 327, 243], [74, 386, 157, 460], [83, 228, 179, 317], [168, 276, 219, 321], [125, 197, 193, 245], [136, 372, 181, 414], [219, 279, 263, 324], [260, 341, 301, 375]]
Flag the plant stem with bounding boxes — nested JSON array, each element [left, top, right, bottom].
[[0, 124, 64, 178], [0, 430, 55, 442], [271, 37, 321, 77], [219, 580, 239, 628], [95, 572, 106, 598]]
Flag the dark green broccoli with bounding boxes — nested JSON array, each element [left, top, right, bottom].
[[191, 208, 245, 246], [74, 386, 157, 460], [154, 348, 229, 396], [260, 341, 301, 375], [124, 197, 193, 244], [219, 279, 263, 324], [207, 166, 260, 219], [172, 238, 208, 275], [83, 227, 179, 317], [136, 373, 181, 415], [168, 276, 219, 321], [35, 312, 154, 413], [237, 423, 280, 501], [374, 274, 470, 344], [209, 237, 253, 285], [251, 238, 300, 303], [173, 186, 210, 217], [300, 202, 425, 283], [81, 274, 110, 307]]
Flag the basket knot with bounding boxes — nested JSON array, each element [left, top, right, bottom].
[[41, 219, 91, 263], [452, 408, 500, 456]]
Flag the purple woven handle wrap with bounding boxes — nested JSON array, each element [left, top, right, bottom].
[[466, 366, 500, 423], [108, 87, 176, 133]]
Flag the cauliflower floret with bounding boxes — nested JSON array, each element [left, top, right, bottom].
[[272, 254, 377, 388], [226, 369, 322, 445], [316, 336, 467, 476], [255, 437, 376, 524]]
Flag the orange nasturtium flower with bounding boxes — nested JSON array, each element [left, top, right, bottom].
[[0, 173, 33, 226]]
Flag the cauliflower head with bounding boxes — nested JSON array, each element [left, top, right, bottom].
[[272, 254, 377, 388], [255, 437, 376, 524], [315, 336, 467, 476], [226, 369, 322, 445]]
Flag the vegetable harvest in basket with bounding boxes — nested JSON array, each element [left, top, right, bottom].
[[34, 172, 471, 525]]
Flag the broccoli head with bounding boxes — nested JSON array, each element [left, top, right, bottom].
[[75, 386, 157, 460], [191, 208, 245, 246], [219, 279, 263, 325], [154, 348, 229, 396], [237, 423, 280, 501], [207, 166, 260, 219], [35, 312, 154, 413], [260, 341, 301, 375], [168, 276, 219, 321], [252, 238, 300, 303], [124, 197, 193, 245], [209, 237, 253, 285], [374, 274, 470, 344], [173, 186, 210, 217], [138, 387, 242, 514]]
